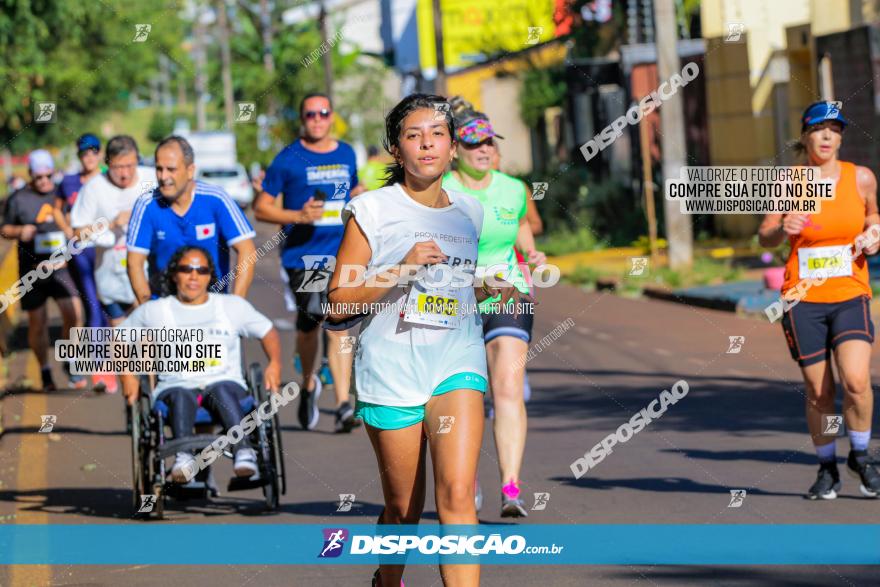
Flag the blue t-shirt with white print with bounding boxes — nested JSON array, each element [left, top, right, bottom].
[[262, 139, 359, 270]]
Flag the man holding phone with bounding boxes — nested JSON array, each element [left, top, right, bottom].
[[254, 93, 364, 433]]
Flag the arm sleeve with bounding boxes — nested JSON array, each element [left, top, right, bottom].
[[262, 157, 285, 198], [70, 182, 98, 228], [126, 196, 153, 253], [227, 296, 273, 338], [215, 190, 256, 245], [2, 193, 20, 226], [341, 196, 379, 256]]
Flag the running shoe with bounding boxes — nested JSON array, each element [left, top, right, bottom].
[[64, 364, 88, 390], [500, 480, 528, 517], [171, 452, 196, 484], [846, 449, 880, 498], [474, 477, 483, 512], [92, 373, 118, 394], [234, 448, 258, 478], [806, 461, 841, 500], [334, 401, 356, 433], [371, 568, 404, 587], [298, 374, 322, 430]]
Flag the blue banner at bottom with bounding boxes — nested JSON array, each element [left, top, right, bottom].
[[1, 524, 878, 565]]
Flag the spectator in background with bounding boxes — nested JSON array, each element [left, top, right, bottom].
[[358, 145, 387, 192]]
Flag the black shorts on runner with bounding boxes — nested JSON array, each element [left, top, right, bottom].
[[20, 268, 79, 312], [285, 268, 329, 332], [481, 299, 535, 344], [780, 295, 874, 367]]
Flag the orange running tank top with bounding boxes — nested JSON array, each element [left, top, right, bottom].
[[781, 161, 870, 303]]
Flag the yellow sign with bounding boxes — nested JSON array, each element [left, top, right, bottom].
[[417, 0, 557, 71]]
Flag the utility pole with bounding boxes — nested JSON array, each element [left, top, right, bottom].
[[260, 0, 277, 118], [432, 0, 446, 96], [654, 0, 692, 269], [217, 0, 235, 129], [318, 1, 334, 102], [194, 2, 208, 131]]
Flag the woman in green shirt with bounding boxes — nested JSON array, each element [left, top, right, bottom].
[[443, 109, 546, 517]]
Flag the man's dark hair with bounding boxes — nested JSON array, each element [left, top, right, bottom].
[[155, 135, 195, 166], [162, 245, 218, 297], [367, 145, 380, 158], [105, 135, 139, 164], [299, 92, 333, 115]]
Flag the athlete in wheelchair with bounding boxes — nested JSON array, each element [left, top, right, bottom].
[[122, 245, 288, 516]]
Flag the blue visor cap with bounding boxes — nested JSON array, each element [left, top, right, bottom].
[[77, 133, 101, 152], [802, 102, 848, 131]]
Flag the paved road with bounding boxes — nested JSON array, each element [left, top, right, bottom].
[[1, 221, 878, 586]]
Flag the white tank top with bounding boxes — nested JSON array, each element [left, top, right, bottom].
[[342, 184, 488, 406]]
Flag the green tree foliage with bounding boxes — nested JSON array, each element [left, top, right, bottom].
[[0, 0, 187, 153]]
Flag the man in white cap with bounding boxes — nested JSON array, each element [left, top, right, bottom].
[[0, 150, 83, 391]]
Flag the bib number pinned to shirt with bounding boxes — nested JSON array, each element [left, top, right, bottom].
[[797, 245, 853, 280], [34, 231, 66, 255], [403, 284, 462, 329]]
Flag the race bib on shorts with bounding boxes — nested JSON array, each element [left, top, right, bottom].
[[403, 283, 461, 329], [34, 231, 66, 255], [798, 244, 853, 280], [313, 200, 344, 227]]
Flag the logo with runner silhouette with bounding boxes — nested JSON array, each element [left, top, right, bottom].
[[138, 494, 157, 513], [531, 492, 550, 511], [727, 489, 747, 508], [725, 23, 745, 43], [35, 102, 57, 124], [531, 182, 548, 201], [298, 255, 336, 293], [727, 336, 745, 354], [133, 24, 152, 42], [333, 181, 349, 199], [318, 528, 348, 558], [339, 336, 356, 354], [629, 257, 648, 276], [235, 102, 256, 123], [822, 414, 844, 436], [336, 494, 355, 512], [38, 415, 57, 433], [437, 416, 455, 434]]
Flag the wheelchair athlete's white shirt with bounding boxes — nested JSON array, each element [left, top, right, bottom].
[[342, 184, 488, 407], [122, 294, 272, 400]]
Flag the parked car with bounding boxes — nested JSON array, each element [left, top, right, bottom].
[[196, 163, 254, 209]]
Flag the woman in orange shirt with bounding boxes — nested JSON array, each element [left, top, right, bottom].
[[758, 101, 880, 500]]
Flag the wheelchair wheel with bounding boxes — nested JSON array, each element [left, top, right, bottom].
[[131, 395, 153, 515], [248, 363, 282, 510]]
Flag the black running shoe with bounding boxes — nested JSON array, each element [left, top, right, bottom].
[[846, 449, 880, 498], [334, 401, 356, 433], [806, 461, 841, 500], [298, 375, 321, 430]]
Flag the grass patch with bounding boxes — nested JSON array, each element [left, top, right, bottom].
[[538, 227, 602, 257]]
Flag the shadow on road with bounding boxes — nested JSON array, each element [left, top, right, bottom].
[[524, 369, 880, 435], [550, 475, 804, 498]]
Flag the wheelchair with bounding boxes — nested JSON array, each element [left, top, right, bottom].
[[130, 363, 286, 519]]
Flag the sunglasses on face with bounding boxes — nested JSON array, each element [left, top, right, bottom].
[[32, 174, 53, 181], [175, 265, 211, 276], [304, 109, 332, 120], [78, 148, 99, 157], [461, 139, 494, 150]]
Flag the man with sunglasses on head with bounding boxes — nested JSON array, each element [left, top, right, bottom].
[[127, 136, 256, 304], [70, 135, 157, 392], [253, 93, 364, 433], [1, 150, 82, 391]]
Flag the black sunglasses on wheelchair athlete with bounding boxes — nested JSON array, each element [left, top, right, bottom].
[[175, 265, 212, 276]]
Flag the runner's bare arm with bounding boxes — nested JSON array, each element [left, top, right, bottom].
[[127, 250, 151, 305], [253, 192, 317, 224], [350, 184, 366, 197], [856, 165, 880, 254], [524, 192, 543, 236], [327, 217, 399, 321], [53, 196, 75, 239], [121, 373, 139, 406], [230, 238, 256, 298], [515, 216, 546, 266], [259, 327, 282, 392], [757, 213, 786, 248]]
